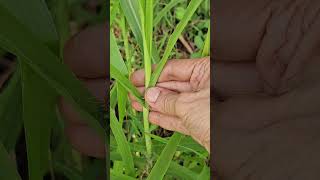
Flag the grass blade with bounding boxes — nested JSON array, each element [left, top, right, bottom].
[[197, 165, 210, 180], [111, 170, 137, 180], [201, 26, 210, 57], [167, 162, 197, 180], [146, 133, 207, 159], [150, 0, 204, 86], [137, 0, 153, 157], [0, 6, 106, 138], [0, 67, 22, 151], [110, 110, 135, 176], [117, 83, 127, 125], [49, 0, 71, 57], [153, 0, 185, 26], [110, 64, 145, 107], [119, 0, 160, 64], [0, 142, 21, 180], [111, 32, 128, 75], [20, 60, 56, 180], [0, 0, 58, 50], [147, 133, 183, 180], [0, 2, 61, 179]]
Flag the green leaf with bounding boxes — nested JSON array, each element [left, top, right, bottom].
[[167, 162, 197, 180], [111, 170, 137, 180], [0, 5, 106, 139], [175, 7, 186, 20], [147, 133, 183, 180], [20, 60, 56, 180], [197, 165, 210, 180], [0, 0, 59, 50], [117, 83, 127, 125], [201, 26, 210, 56], [110, 64, 145, 107], [0, 2, 61, 180], [110, 110, 135, 176], [150, 0, 204, 86], [50, 0, 71, 57], [53, 161, 83, 180], [146, 133, 207, 159], [194, 35, 204, 50], [110, 83, 118, 109], [110, 32, 128, 75], [119, 0, 160, 64], [0, 67, 22, 151], [119, 0, 142, 49], [0, 142, 21, 180], [153, 0, 185, 26], [110, 0, 119, 25]]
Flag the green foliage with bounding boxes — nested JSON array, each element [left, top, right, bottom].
[[0, 0, 106, 179], [110, 0, 210, 179]]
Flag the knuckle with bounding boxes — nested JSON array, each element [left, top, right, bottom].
[[258, 0, 320, 94], [162, 94, 177, 114], [190, 59, 210, 91]]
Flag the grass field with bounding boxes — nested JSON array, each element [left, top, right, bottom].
[[110, 0, 210, 179]]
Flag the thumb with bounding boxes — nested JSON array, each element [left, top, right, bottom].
[[145, 87, 182, 116]]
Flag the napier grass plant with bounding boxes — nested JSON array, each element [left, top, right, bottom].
[[110, 0, 210, 179], [0, 0, 106, 179]]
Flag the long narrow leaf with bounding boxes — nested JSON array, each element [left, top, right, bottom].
[[110, 64, 145, 107], [0, 142, 21, 180], [0, 6, 106, 138], [20, 60, 56, 180], [153, 0, 185, 26], [0, 0, 59, 50], [147, 133, 183, 180], [119, 0, 160, 63], [201, 26, 210, 57], [110, 110, 135, 176], [150, 0, 204, 86], [111, 170, 137, 180], [0, 67, 22, 151], [110, 32, 128, 75]]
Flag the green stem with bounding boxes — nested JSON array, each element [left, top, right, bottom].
[[138, 0, 153, 158]]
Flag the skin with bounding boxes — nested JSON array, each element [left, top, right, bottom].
[[38, 0, 320, 178], [214, 0, 320, 179], [129, 58, 210, 152], [59, 24, 107, 158]]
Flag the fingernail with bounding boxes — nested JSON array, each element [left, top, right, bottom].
[[146, 88, 160, 103]]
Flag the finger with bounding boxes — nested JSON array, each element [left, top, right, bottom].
[[213, 61, 263, 97], [131, 101, 143, 111], [131, 88, 174, 111], [65, 124, 105, 158], [131, 58, 208, 86], [280, 1, 320, 93], [256, 0, 320, 95], [60, 79, 106, 124], [128, 87, 145, 102], [64, 23, 107, 79], [145, 87, 182, 117], [157, 81, 193, 92], [215, 95, 290, 132], [149, 112, 190, 135], [213, 0, 269, 61]]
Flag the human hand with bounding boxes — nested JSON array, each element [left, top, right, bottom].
[[59, 24, 107, 158], [214, 56, 320, 179], [129, 57, 210, 152], [214, 0, 320, 95], [214, 0, 320, 178]]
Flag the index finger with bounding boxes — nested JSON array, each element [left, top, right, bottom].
[[131, 58, 208, 86], [64, 23, 107, 79]]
